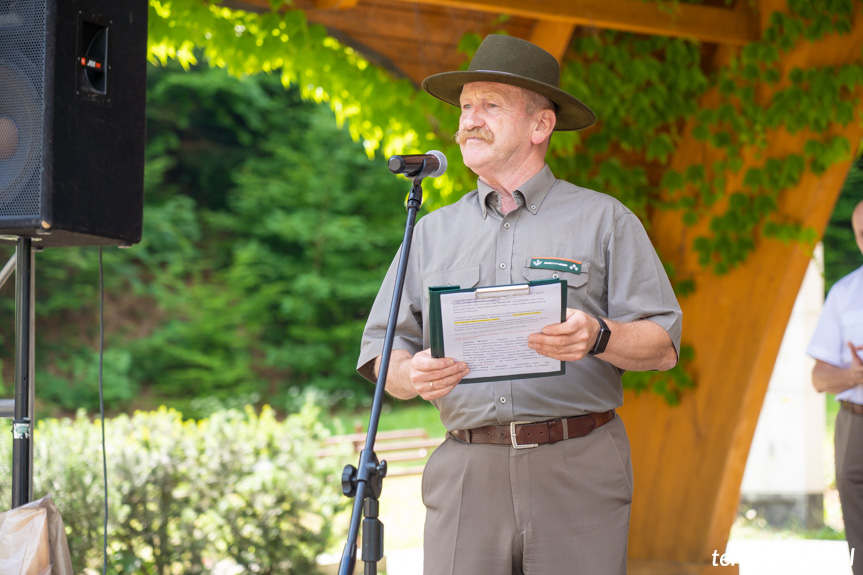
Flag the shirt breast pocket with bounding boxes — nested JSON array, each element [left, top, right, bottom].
[[521, 261, 590, 309], [841, 308, 863, 345], [422, 265, 481, 305]]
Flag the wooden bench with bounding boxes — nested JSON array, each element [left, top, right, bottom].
[[321, 428, 443, 476]]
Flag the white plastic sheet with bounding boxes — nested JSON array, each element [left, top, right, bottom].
[[0, 495, 74, 575]]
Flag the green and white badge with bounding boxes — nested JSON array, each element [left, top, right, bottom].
[[529, 257, 582, 274]]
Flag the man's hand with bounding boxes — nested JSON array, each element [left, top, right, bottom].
[[812, 342, 863, 394], [845, 341, 863, 387], [528, 308, 678, 371], [408, 349, 469, 400], [527, 308, 598, 362], [375, 349, 469, 400], [850, 341, 863, 366]]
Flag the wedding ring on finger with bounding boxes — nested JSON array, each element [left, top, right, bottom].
[[429, 380, 435, 390]]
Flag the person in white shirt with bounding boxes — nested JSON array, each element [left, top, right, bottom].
[[807, 199, 863, 573]]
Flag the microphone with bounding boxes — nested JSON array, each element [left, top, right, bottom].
[[387, 150, 447, 179]]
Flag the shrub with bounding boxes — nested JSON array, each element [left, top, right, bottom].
[[0, 403, 351, 574]]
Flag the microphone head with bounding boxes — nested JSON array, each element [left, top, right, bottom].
[[386, 150, 448, 179], [425, 150, 447, 178]]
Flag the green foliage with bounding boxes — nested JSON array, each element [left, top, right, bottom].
[[551, 32, 709, 218], [0, 403, 350, 574], [127, 66, 415, 413], [147, 0, 470, 207], [39, 348, 137, 409], [0, 242, 149, 411], [217, 115, 408, 395], [678, 1, 862, 274], [622, 344, 696, 405]]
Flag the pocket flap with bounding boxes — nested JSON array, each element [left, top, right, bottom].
[[422, 265, 481, 295]]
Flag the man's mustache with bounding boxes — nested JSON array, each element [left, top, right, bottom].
[[455, 128, 494, 145]]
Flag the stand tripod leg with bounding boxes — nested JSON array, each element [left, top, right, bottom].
[[12, 237, 35, 508]]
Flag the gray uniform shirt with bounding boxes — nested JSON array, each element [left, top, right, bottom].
[[357, 164, 683, 430]]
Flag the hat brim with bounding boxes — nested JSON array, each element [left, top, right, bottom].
[[422, 70, 597, 132]]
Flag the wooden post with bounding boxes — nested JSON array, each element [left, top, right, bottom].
[[624, 3, 863, 572]]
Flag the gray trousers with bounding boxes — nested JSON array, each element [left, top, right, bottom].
[[421, 415, 633, 575], [836, 407, 863, 574]]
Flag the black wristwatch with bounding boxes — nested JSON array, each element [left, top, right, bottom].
[[588, 316, 611, 355]]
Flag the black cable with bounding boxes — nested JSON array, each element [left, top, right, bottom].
[[99, 247, 108, 573]]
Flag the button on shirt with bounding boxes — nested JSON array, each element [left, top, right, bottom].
[[807, 265, 863, 404], [358, 165, 683, 431]]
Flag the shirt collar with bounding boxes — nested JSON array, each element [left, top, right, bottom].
[[477, 164, 556, 218]]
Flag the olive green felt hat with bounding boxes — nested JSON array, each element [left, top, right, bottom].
[[422, 34, 596, 131]]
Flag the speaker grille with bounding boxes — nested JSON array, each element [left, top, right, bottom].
[[0, 0, 45, 219]]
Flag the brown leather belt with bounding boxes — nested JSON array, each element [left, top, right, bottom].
[[451, 410, 615, 449], [841, 401, 863, 416]]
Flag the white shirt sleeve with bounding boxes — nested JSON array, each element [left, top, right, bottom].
[[807, 282, 848, 368], [807, 267, 863, 369]]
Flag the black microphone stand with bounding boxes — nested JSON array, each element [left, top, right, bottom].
[[338, 175, 427, 575]]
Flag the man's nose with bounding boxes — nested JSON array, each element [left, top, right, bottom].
[[459, 107, 482, 130]]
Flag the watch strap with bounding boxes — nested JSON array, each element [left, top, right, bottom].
[[588, 316, 611, 355]]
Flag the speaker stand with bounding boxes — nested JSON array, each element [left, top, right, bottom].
[[0, 254, 14, 420], [1, 238, 36, 508]]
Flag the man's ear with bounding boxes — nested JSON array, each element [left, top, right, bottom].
[[531, 108, 556, 145]]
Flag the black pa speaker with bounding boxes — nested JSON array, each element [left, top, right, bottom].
[[0, 0, 147, 247]]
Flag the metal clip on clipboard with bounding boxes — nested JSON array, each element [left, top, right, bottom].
[[475, 284, 531, 298]]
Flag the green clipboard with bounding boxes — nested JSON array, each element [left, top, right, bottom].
[[428, 278, 567, 383]]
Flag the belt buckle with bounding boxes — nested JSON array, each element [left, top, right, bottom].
[[510, 421, 538, 449]]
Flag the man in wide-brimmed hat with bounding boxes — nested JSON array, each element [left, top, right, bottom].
[[358, 34, 682, 574]]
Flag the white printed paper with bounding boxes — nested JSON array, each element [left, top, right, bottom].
[[438, 282, 564, 381]]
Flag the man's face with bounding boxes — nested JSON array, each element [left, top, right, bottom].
[[456, 82, 535, 177]]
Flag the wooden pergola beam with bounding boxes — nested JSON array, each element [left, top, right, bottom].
[[530, 21, 575, 62], [621, 2, 863, 570], [389, 0, 759, 45], [236, 0, 759, 46], [312, 0, 359, 8]]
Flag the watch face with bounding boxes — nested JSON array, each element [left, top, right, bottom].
[[597, 328, 610, 353]]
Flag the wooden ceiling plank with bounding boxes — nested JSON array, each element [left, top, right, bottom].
[[387, 0, 759, 45], [344, 36, 466, 74], [228, 0, 757, 45], [301, 5, 532, 45], [312, 0, 360, 8], [530, 21, 575, 62]]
